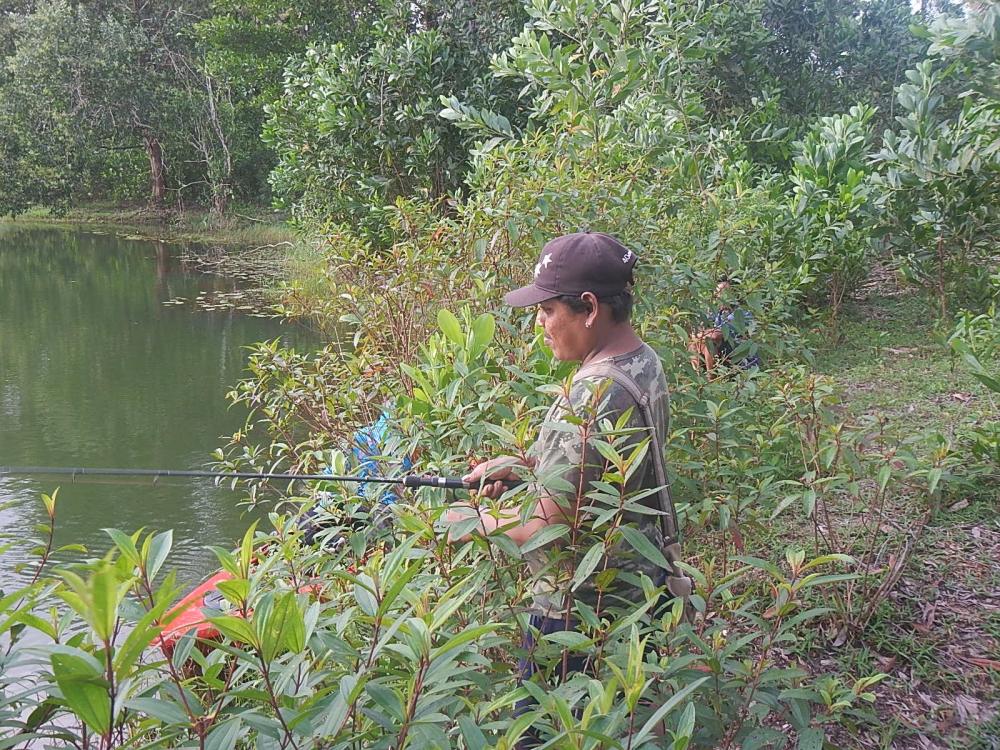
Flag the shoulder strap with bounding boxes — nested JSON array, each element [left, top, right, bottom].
[[575, 360, 680, 544]]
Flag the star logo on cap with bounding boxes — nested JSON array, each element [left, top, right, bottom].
[[534, 253, 553, 278]]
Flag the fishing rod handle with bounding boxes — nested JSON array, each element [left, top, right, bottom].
[[401, 475, 525, 491], [402, 475, 468, 490]]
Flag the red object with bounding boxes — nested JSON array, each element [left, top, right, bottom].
[[158, 570, 330, 658], [159, 570, 235, 657]]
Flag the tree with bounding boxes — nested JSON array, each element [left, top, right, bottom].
[[873, 2, 1000, 315], [193, 1, 385, 202], [262, 1, 525, 238], [1, 0, 185, 210], [0, 0, 255, 214]]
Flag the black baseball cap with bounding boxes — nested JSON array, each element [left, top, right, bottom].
[[504, 232, 638, 307]]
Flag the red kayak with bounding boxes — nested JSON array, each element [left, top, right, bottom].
[[159, 570, 329, 657], [159, 570, 235, 657]]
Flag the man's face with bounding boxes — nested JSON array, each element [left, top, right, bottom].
[[535, 299, 590, 361]]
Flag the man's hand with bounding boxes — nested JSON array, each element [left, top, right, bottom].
[[462, 455, 535, 499]]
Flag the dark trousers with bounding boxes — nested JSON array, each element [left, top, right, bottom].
[[514, 614, 589, 748], [513, 588, 682, 747]]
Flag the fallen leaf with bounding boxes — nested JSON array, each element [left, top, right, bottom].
[[914, 601, 937, 633], [877, 655, 898, 671], [952, 693, 986, 724], [965, 656, 1000, 671]]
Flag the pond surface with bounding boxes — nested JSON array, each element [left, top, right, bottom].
[[0, 224, 319, 588]]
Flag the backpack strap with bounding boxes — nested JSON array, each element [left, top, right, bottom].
[[575, 360, 689, 596]]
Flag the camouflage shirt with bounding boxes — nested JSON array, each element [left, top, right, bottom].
[[527, 342, 671, 617]]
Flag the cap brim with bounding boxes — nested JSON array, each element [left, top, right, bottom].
[[504, 284, 559, 307]]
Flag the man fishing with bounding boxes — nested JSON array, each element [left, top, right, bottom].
[[442, 231, 689, 707]]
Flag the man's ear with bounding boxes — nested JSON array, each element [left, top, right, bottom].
[[581, 291, 600, 327]]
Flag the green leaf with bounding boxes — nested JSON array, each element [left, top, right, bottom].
[[519, 523, 569, 554], [632, 676, 709, 745], [11, 610, 57, 640], [676, 702, 695, 740], [205, 718, 244, 750], [170, 633, 197, 672], [211, 547, 239, 576], [41, 489, 57, 519], [742, 727, 790, 749], [797, 572, 857, 590], [207, 615, 257, 647], [50, 651, 111, 735], [354, 582, 378, 617], [367, 682, 404, 722], [239, 521, 258, 576], [733, 556, 783, 578], [877, 464, 891, 493], [429, 572, 488, 633], [779, 688, 821, 702], [618, 525, 669, 569], [542, 630, 592, 649], [90, 563, 121, 643], [458, 716, 488, 750], [797, 727, 824, 750], [260, 591, 306, 660], [377, 562, 421, 617], [571, 543, 605, 591], [104, 529, 139, 567], [770, 494, 799, 520], [145, 530, 173, 580], [799, 554, 855, 572], [125, 697, 188, 725], [318, 675, 358, 737], [927, 467, 942, 496], [437, 308, 463, 345], [216, 578, 250, 606], [470, 313, 495, 356], [114, 572, 176, 680], [431, 624, 499, 660]]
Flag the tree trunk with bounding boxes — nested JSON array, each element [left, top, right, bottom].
[[144, 134, 166, 209], [213, 189, 229, 216], [203, 75, 232, 217]]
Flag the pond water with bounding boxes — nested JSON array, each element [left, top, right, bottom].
[[0, 224, 319, 588]]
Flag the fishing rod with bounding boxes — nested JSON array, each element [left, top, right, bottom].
[[0, 465, 522, 491]]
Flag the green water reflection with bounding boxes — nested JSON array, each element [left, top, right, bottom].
[[0, 224, 318, 587]]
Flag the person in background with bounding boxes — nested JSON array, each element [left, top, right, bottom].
[[302, 408, 411, 544], [687, 276, 760, 372], [351, 410, 412, 505]]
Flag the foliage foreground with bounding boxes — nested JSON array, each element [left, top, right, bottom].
[[3, 285, 997, 749], [0, 1, 998, 748]]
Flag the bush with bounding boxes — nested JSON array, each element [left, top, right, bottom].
[[4, 318, 896, 749]]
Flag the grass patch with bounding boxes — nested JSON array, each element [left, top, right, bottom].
[[809, 290, 1000, 749], [815, 293, 994, 442]]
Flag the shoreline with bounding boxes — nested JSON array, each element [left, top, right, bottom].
[[3, 204, 297, 248]]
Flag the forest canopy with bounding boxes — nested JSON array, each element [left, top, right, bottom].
[[0, 0, 960, 221]]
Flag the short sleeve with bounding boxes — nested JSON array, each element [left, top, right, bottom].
[[530, 377, 641, 506]]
